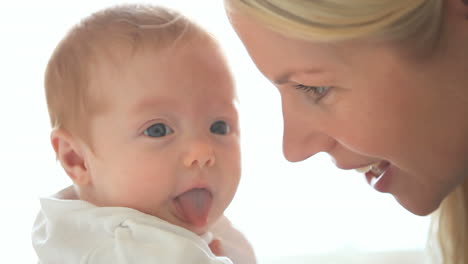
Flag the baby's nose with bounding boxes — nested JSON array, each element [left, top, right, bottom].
[[183, 141, 216, 168]]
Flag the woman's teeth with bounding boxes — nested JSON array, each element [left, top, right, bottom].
[[355, 161, 385, 175], [355, 163, 378, 173], [369, 164, 385, 176]]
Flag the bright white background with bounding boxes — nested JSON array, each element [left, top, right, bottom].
[[0, 0, 430, 262]]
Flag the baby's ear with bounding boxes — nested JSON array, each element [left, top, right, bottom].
[[50, 128, 91, 186]]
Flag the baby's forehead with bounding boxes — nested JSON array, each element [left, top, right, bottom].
[[88, 40, 234, 105], [88, 25, 218, 75], [90, 35, 221, 81]]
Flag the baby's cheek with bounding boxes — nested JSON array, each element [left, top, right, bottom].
[[112, 175, 169, 208]]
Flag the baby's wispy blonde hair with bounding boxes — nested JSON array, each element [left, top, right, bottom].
[[45, 4, 207, 143]]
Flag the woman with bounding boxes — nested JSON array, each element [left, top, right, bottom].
[[224, 0, 468, 262]]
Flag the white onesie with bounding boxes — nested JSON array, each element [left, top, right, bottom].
[[32, 187, 255, 264]]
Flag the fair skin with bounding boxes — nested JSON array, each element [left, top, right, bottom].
[[51, 37, 241, 236], [227, 0, 468, 216]]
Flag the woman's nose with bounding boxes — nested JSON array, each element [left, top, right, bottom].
[[282, 103, 335, 162], [183, 140, 216, 168], [283, 128, 335, 162]]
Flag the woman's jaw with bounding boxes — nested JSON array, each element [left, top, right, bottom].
[[355, 159, 458, 216]]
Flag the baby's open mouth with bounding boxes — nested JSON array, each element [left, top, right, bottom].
[[174, 188, 213, 227]]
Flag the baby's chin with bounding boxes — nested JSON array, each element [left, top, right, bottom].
[[138, 208, 211, 236], [172, 213, 218, 236], [187, 222, 212, 236]]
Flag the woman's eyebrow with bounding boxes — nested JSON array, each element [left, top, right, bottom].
[[273, 73, 292, 85], [273, 69, 324, 85]]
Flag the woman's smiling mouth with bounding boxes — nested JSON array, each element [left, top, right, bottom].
[[355, 160, 391, 187]]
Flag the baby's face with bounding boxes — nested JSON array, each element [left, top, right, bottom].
[[82, 38, 240, 235]]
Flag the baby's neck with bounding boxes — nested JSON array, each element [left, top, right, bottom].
[[54, 185, 79, 200]]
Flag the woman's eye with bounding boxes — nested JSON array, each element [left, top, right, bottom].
[[210, 120, 230, 135], [294, 84, 331, 102], [144, 123, 174, 138]]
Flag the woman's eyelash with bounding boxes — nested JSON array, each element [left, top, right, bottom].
[[294, 84, 330, 95], [294, 84, 331, 103], [294, 84, 324, 92], [295, 84, 315, 92]]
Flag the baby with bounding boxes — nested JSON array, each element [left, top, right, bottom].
[[32, 4, 255, 264]]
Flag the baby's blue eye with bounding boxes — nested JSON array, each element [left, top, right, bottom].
[[144, 123, 173, 137], [210, 120, 229, 135]]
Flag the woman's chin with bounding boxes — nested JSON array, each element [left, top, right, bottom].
[[395, 193, 443, 216]]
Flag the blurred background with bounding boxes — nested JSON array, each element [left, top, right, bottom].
[[0, 0, 430, 262]]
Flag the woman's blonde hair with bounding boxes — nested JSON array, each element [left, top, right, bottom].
[[225, 0, 466, 263], [45, 4, 206, 143], [225, 0, 443, 45], [430, 181, 468, 264]]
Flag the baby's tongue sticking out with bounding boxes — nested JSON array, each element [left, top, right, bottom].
[[175, 188, 213, 227]]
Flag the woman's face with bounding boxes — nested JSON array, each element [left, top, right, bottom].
[[228, 12, 468, 215]]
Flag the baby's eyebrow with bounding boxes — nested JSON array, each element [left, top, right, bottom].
[[131, 97, 172, 113]]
